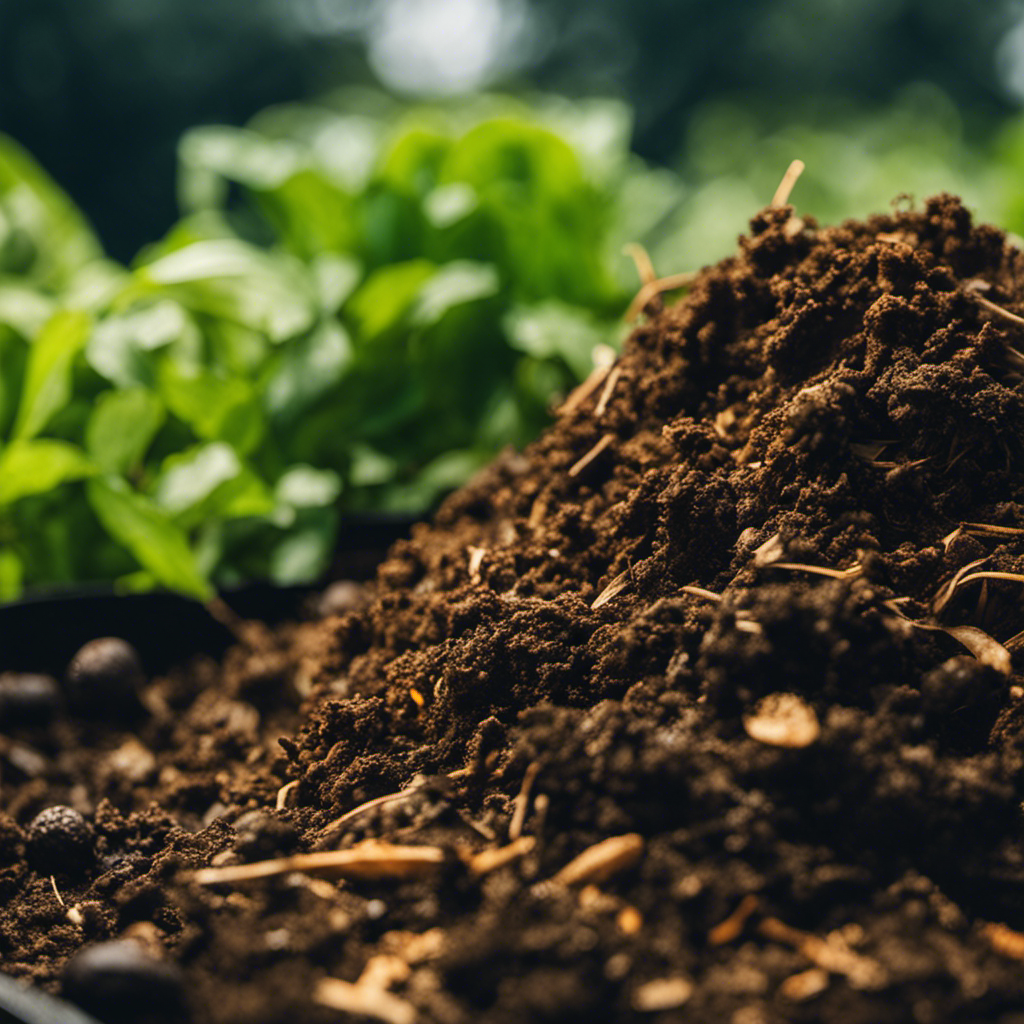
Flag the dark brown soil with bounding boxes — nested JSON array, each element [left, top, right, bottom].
[[6, 195, 1024, 1023]]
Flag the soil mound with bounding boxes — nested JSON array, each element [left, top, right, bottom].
[[6, 195, 1024, 1023]]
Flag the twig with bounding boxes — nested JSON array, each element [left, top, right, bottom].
[[568, 433, 615, 477], [552, 833, 644, 886], [771, 159, 806, 208], [963, 522, 1024, 537], [966, 284, 1024, 327], [509, 762, 541, 840], [556, 345, 617, 416]]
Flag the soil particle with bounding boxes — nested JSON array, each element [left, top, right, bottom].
[[7, 194, 1024, 1021]]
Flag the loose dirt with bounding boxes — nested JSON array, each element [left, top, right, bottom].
[[5, 194, 1024, 1023]]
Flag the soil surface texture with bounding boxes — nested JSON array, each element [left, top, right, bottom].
[[6, 195, 1024, 1024]]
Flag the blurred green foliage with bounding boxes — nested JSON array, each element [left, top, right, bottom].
[[0, 93, 679, 601]]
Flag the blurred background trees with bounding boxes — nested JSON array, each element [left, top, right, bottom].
[[2, 0, 1022, 260]]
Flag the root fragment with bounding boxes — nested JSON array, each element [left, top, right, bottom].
[[625, 271, 698, 322], [552, 833, 644, 886], [193, 840, 446, 886], [708, 894, 761, 946], [770, 561, 863, 580], [758, 917, 887, 990], [509, 762, 541, 840], [465, 837, 536, 877], [771, 159, 806, 208], [594, 365, 622, 418]]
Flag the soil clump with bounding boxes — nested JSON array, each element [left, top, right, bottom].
[[5, 194, 1024, 1022]]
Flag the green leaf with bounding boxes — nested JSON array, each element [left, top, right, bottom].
[[0, 547, 23, 601], [12, 310, 91, 440], [0, 439, 95, 506], [265, 320, 353, 423], [157, 360, 264, 455], [275, 465, 341, 508], [153, 441, 273, 527], [86, 300, 196, 388], [410, 261, 499, 328], [346, 259, 436, 342], [86, 476, 212, 600], [138, 239, 317, 342], [267, 507, 337, 585], [504, 302, 610, 379], [85, 389, 165, 473], [0, 284, 55, 338], [0, 133, 102, 285]]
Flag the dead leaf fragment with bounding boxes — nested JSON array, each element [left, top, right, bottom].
[[743, 694, 820, 749]]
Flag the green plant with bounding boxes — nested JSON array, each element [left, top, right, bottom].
[[0, 93, 680, 601]]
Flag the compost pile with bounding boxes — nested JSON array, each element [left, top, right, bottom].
[[6, 195, 1024, 1024]]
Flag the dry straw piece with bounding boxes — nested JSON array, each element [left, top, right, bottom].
[[743, 694, 821, 749]]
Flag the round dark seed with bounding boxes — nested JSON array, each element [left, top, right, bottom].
[[66, 638, 145, 718], [62, 941, 187, 1024], [0, 673, 61, 727], [26, 806, 94, 875]]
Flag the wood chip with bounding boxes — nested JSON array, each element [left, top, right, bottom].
[[758, 918, 887, 990], [743, 693, 820, 749], [568, 433, 615, 477], [192, 840, 446, 886], [984, 921, 1024, 960], [591, 568, 631, 610], [593, 365, 622, 418], [314, 978, 416, 1024], [466, 837, 536, 877], [631, 977, 694, 1012], [708, 894, 761, 946], [779, 968, 830, 1002], [552, 833, 644, 887]]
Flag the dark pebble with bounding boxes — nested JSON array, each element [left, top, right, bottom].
[[66, 638, 145, 718], [62, 941, 187, 1024], [0, 673, 61, 727], [26, 806, 94, 875]]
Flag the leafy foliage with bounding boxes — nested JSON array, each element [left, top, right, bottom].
[[0, 94, 674, 600]]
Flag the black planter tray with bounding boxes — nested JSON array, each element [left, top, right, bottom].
[[0, 514, 414, 677]]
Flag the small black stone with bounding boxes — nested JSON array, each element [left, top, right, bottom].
[[26, 806, 94, 875], [66, 638, 145, 718], [62, 941, 187, 1024], [0, 673, 61, 727]]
